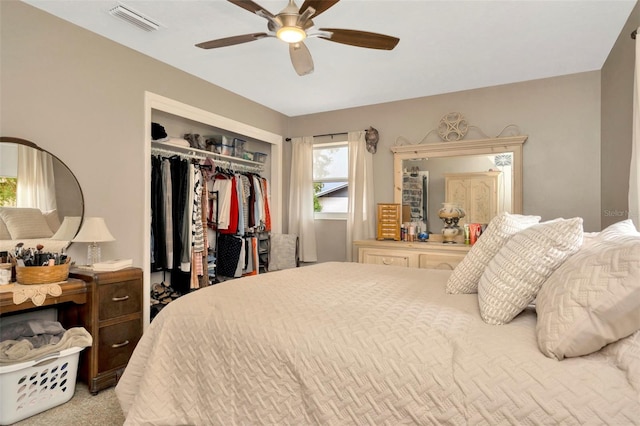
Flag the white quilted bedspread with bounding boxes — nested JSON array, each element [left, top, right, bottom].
[[116, 262, 640, 425]]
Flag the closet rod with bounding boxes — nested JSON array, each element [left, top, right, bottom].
[[215, 159, 263, 173], [151, 146, 204, 160], [151, 146, 263, 173]]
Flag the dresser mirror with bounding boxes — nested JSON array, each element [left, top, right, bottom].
[[391, 136, 527, 235], [0, 136, 84, 252]]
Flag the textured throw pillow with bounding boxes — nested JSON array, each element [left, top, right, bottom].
[[478, 217, 583, 325], [0, 208, 54, 239], [446, 212, 541, 294], [536, 220, 640, 360]]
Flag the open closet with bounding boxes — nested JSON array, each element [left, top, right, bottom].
[[144, 92, 283, 327]]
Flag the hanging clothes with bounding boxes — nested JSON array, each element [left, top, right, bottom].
[[219, 174, 239, 235], [151, 147, 270, 292], [235, 173, 245, 236], [162, 159, 174, 268], [216, 234, 243, 277], [151, 155, 171, 271], [261, 177, 272, 232], [170, 156, 191, 295], [252, 174, 264, 229], [240, 174, 251, 230], [210, 174, 233, 231]]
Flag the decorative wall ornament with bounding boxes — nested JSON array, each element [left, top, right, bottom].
[[392, 113, 522, 147], [437, 112, 469, 141], [365, 126, 380, 154]]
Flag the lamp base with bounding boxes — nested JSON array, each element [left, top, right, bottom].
[[87, 242, 101, 266], [441, 226, 459, 244]]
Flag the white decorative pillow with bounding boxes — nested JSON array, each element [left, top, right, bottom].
[[0, 218, 10, 240], [43, 210, 61, 233], [536, 220, 640, 360], [446, 212, 541, 294], [0, 208, 54, 240], [478, 217, 583, 325], [598, 218, 639, 240]]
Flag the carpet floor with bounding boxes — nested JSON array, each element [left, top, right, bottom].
[[11, 382, 125, 425]]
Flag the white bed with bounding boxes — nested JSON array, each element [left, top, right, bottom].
[[116, 258, 640, 425]]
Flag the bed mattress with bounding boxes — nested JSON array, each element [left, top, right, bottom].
[[116, 262, 640, 425]]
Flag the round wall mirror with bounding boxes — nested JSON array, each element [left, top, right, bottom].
[[0, 136, 84, 253]]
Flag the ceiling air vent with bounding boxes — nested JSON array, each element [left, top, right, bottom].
[[109, 4, 159, 32]]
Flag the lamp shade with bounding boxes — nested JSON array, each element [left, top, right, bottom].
[[51, 216, 82, 241], [72, 217, 115, 243]]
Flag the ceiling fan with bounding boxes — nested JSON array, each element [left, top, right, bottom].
[[195, 0, 400, 76]]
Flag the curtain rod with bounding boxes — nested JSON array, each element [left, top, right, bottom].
[[285, 130, 366, 142]]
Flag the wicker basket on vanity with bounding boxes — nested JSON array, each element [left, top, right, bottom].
[[15, 259, 70, 285]]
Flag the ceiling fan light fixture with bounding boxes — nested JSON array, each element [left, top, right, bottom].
[[277, 26, 306, 43]]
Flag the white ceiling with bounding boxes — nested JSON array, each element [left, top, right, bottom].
[[23, 0, 636, 117]]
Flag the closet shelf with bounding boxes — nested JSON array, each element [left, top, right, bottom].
[[151, 141, 264, 171]]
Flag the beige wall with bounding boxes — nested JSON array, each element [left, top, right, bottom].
[[290, 72, 602, 262], [601, 1, 639, 228], [0, 1, 288, 265], [2, 1, 634, 266]]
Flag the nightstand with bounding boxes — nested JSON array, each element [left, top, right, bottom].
[[66, 267, 143, 394]]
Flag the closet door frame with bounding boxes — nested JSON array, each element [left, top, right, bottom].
[[143, 91, 283, 329]]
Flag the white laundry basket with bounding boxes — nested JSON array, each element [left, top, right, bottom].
[[0, 346, 83, 425]]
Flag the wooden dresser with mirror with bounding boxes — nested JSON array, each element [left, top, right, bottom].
[[355, 135, 527, 270]]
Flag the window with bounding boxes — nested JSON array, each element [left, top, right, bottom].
[[313, 141, 348, 219], [0, 143, 17, 206]]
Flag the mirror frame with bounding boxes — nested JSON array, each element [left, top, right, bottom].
[[0, 135, 85, 247], [391, 135, 527, 220]]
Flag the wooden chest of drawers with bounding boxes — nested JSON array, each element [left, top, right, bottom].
[[377, 203, 401, 241], [354, 240, 471, 270], [67, 267, 143, 394]]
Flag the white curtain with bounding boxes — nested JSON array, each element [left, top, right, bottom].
[[346, 130, 375, 261], [630, 29, 640, 228], [288, 136, 318, 262], [16, 145, 57, 211]]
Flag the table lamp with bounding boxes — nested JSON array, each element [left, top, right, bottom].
[[438, 203, 465, 244], [72, 217, 115, 265], [51, 216, 82, 241]]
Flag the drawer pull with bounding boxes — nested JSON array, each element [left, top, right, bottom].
[[111, 340, 130, 349], [382, 258, 393, 265], [112, 295, 130, 302]]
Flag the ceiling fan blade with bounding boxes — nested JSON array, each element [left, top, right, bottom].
[[289, 42, 314, 76], [196, 33, 269, 49], [318, 28, 399, 50], [227, 0, 275, 19], [299, 0, 339, 18]]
